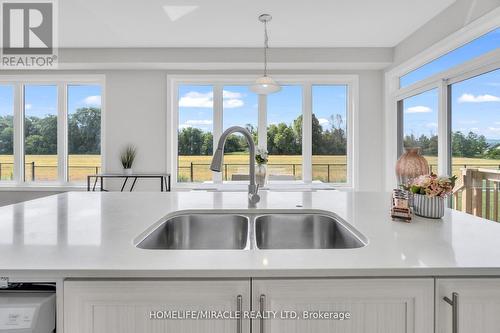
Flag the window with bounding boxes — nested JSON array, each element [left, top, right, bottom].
[[177, 85, 214, 183], [451, 69, 500, 179], [170, 76, 357, 187], [267, 85, 302, 180], [400, 27, 500, 88], [391, 22, 500, 221], [312, 85, 348, 183], [0, 76, 103, 186], [0, 85, 14, 181], [67, 85, 102, 182], [24, 85, 58, 182], [400, 89, 439, 172], [222, 85, 258, 181]]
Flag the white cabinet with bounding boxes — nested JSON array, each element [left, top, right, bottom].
[[252, 278, 434, 333], [436, 278, 500, 333], [64, 280, 250, 333]]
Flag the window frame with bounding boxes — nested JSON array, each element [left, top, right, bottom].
[[167, 74, 359, 190], [0, 75, 105, 188], [385, 9, 500, 191]]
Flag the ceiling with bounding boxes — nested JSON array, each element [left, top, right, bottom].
[[59, 0, 456, 48]]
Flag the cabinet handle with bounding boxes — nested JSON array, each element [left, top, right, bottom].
[[443, 292, 459, 333], [237, 295, 243, 333], [259, 294, 266, 333]]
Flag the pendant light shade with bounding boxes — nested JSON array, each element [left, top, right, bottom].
[[250, 76, 281, 94], [250, 14, 281, 95]]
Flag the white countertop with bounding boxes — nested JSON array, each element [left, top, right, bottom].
[[1, 191, 499, 278]]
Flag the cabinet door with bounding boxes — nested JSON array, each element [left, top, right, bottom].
[[437, 278, 500, 333], [64, 280, 250, 333], [252, 278, 433, 333]]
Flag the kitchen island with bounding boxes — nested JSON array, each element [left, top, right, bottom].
[[1, 191, 500, 332]]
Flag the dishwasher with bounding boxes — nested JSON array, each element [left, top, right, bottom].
[[0, 283, 56, 333]]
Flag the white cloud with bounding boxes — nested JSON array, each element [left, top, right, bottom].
[[487, 127, 500, 132], [318, 118, 330, 126], [405, 106, 432, 113], [425, 122, 438, 128], [179, 90, 244, 109], [222, 90, 243, 99], [179, 91, 213, 108], [459, 120, 479, 124], [185, 119, 213, 126], [25, 103, 32, 110], [83, 95, 101, 105], [224, 99, 244, 108], [458, 93, 500, 103]]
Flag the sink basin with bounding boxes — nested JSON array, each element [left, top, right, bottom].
[[136, 214, 249, 250], [255, 214, 365, 249]]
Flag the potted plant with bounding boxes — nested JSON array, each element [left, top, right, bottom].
[[255, 147, 268, 186], [120, 144, 137, 175], [405, 173, 457, 219]]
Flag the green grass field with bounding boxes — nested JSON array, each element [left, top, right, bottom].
[[0, 154, 498, 184], [0, 155, 101, 182], [178, 154, 500, 183]]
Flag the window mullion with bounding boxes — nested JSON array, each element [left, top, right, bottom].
[[437, 79, 451, 177], [13, 83, 23, 183], [57, 83, 67, 183], [258, 94, 267, 150], [213, 85, 223, 183], [302, 83, 312, 183]]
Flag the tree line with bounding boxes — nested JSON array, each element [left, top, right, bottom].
[[0, 107, 101, 155], [178, 113, 347, 156], [404, 131, 500, 159]]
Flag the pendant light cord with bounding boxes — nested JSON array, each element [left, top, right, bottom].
[[263, 20, 268, 77]]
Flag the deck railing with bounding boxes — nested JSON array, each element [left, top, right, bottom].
[[452, 168, 500, 222]]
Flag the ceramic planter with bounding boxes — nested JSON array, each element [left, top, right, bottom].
[[413, 194, 445, 219]]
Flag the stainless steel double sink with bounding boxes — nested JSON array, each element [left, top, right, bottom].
[[135, 211, 367, 250]]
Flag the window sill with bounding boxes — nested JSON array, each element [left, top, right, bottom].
[[176, 180, 351, 192], [0, 183, 88, 191]]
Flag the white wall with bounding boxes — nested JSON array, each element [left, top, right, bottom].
[[392, 0, 500, 68]]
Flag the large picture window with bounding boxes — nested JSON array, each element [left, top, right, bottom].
[[0, 85, 14, 181], [393, 25, 500, 221], [170, 76, 357, 187], [400, 89, 439, 172], [0, 76, 103, 186]]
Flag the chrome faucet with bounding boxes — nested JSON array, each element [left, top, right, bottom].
[[210, 126, 260, 206]]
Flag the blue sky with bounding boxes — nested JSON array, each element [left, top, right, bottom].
[[403, 68, 499, 140], [402, 28, 499, 140], [0, 84, 102, 118], [178, 84, 348, 136]]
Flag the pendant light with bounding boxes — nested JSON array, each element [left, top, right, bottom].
[[250, 14, 281, 95]]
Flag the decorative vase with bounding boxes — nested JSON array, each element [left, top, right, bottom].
[[124, 168, 133, 175], [413, 194, 445, 219], [256, 164, 267, 187], [395, 147, 429, 185]]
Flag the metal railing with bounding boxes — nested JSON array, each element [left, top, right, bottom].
[[178, 162, 346, 183], [0, 162, 100, 181], [178, 162, 500, 183]]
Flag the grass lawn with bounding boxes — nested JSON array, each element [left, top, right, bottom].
[[178, 154, 348, 183], [1, 153, 498, 185], [178, 154, 500, 183], [0, 155, 101, 182]]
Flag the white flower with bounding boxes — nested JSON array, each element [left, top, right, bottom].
[[256, 147, 268, 159]]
